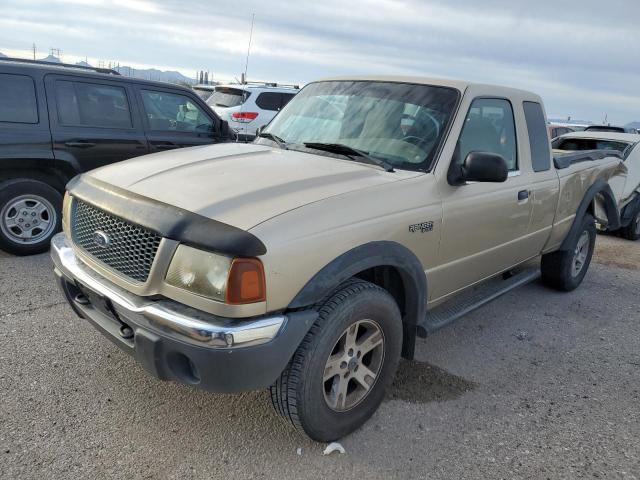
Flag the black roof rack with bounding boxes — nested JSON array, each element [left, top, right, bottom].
[[0, 57, 120, 75], [240, 81, 300, 89]]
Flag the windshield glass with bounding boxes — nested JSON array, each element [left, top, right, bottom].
[[260, 81, 459, 171]]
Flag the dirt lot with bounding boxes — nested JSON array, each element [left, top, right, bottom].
[[1, 235, 639, 479]]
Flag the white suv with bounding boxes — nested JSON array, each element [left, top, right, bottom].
[[206, 83, 299, 139]]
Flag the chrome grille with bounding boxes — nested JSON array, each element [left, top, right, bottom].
[[71, 200, 161, 283]]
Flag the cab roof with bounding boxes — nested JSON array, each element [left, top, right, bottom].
[[315, 75, 542, 101]]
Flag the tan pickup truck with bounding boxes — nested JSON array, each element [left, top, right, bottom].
[[50, 76, 623, 441]]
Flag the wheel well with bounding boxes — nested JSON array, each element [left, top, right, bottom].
[[354, 265, 416, 359], [0, 167, 71, 194], [355, 266, 406, 316]]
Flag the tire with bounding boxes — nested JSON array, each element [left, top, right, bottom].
[[541, 213, 596, 291], [620, 207, 640, 241], [0, 179, 63, 255], [270, 279, 402, 442]]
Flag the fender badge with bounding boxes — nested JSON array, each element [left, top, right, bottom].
[[409, 221, 434, 233]]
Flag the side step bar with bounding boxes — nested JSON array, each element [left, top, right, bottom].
[[417, 268, 541, 337]]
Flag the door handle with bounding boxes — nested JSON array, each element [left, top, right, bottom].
[[152, 142, 179, 150], [518, 190, 530, 201], [64, 141, 96, 148]]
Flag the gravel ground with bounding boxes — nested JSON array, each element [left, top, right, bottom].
[[1, 235, 639, 479]]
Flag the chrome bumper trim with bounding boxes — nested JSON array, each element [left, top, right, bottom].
[[50, 233, 285, 349]]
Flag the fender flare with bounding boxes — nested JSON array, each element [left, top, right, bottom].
[[288, 241, 427, 328], [560, 179, 620, 251]]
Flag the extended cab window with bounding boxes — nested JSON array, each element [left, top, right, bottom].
[[0, 74, 38, 124], [458, 98, 517, 171], [523, 101, 551, 172], [141, 90, 213, 133], [55, 81, 132, 128]]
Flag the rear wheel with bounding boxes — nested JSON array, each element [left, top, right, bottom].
[[270, 280, 402, 442], [541, 213, 596, 291], [0, 179, 62, 255], [620, 207, 640, 241]]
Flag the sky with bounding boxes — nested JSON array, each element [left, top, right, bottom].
[[1, 0, 639, 124]]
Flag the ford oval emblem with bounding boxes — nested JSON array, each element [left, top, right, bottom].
[[93, 230, 111, 248]]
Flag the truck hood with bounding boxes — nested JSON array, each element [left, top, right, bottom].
[[89, 143, 420, 230]]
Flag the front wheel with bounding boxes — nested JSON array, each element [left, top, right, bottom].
[[0, 179, 63, 255], [270, 280, 402, 442], [541, 213, 596, 291]]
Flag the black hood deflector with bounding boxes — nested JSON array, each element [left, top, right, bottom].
[[67, 175, 267, 257]]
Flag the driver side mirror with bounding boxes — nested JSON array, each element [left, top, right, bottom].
[[448, 151, 509, 185]]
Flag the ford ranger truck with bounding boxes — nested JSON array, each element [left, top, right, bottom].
[[50, 76, 623, 441]]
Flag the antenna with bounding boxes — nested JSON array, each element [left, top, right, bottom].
[[243, 13, 255, 85], [237, 13, 255, 142]]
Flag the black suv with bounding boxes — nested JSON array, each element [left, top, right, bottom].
[[0, 58, 232, 255]]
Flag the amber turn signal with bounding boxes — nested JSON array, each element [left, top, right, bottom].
[[225, 258, 266, 304]]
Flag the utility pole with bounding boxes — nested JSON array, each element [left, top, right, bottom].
[[32, 43, 36, 60]]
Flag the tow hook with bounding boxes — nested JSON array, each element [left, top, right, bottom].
[[74, 293, 90, 305]]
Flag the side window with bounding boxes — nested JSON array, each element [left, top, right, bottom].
[[255, 92, 282, 111], [523, 101, 551, 172], [55, 81, 132, 128], [0, 74, 38, 124], [280, 93, 296, 109], [141, 90, 213, 133], [458, 98, 517, 171]]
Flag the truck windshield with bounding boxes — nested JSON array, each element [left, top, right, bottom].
[[261, 81, 459, 171]]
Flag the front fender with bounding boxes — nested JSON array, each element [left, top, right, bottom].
[[288, 241, 427, 327]]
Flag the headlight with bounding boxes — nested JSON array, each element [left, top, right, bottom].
[[165, 245, 266, 304]]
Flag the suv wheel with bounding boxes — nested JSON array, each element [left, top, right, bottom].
[[0, 179, 63, 255], [620, 207, 640, 241], [541, 213, 596, 291], [270, 280, 402, 442]]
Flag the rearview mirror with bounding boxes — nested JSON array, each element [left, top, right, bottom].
[[461, 152, 509, 183]]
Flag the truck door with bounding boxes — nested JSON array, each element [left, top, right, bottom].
[[522, 101, 560, 252], [431, 97, 534, 301], [44, 74, 148, 172]]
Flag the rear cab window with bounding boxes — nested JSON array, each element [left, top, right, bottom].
[[54, 80, 132, 128], [207, 88, 250, 108], [0, 73, 39, 124]]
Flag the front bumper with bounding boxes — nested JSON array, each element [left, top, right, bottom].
[[50, 233, 317, 392]]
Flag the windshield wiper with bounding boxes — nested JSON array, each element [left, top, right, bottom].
[[303, 142, 395, 172], [258, 132, 288, 150]]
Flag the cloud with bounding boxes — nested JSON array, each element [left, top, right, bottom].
[[1, 0, 638, 123]]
